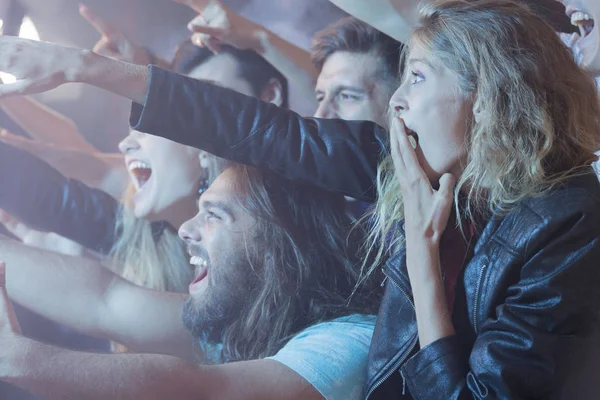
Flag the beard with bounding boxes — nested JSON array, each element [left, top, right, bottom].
[[182, 259, 259, 344]]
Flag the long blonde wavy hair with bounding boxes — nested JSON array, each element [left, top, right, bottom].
[[366, 0, 600, 270]]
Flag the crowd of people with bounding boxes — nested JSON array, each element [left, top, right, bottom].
[[0, 0, 598, 399]]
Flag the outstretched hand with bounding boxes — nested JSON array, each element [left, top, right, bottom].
[[390, 117, 455, 244], [173, 0, 266, 54], [79, 3, 152, 65], [0, 36, 86, 97]]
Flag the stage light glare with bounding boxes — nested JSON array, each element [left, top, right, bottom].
[[19, 16, 40, 41]]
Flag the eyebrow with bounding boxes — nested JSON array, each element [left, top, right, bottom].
[[408, 58, 436, 70], [201, 199, 236, 219], [315, 85, 367, 94]]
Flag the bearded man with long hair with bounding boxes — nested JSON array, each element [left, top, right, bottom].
[[0, 163, 378, 400]]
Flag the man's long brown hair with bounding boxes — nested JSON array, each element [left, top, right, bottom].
[[220, 165, 378, 362]]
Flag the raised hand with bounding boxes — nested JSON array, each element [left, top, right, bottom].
[[390, 117, 455, 243], [79, 3, 152, 65], [174, 0, 266, 54], [0, 36, 86, 97]]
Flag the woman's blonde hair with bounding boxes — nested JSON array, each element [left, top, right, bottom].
[[366, 0, 600, 270], [109, 184, 191, 292]]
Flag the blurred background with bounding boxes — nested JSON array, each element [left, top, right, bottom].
[[0, 0, 348, 151]]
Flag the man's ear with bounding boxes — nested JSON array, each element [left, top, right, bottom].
[[259, 78, 284, 106]]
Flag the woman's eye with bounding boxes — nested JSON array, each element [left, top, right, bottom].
[[205, 211, 220, 221], [410, 71, 424, 85]]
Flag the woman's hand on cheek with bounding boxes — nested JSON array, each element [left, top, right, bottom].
[[391, 119, 457, 347], [390, 117, 455, 245]]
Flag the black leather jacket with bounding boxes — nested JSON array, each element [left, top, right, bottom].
[[0, 142, 167, 254], [0, 141, 118, 253], [365, 175, 600, 399], [130, 67, 600, 399]]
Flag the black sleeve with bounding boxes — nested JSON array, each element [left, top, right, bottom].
[[0, 142, 119, 254], [402, 202, 600, 399], [130, 66, 388, 202]]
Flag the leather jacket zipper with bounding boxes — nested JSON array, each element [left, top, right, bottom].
[[472, 263, 488, 334], [366, 268, 418, 399]]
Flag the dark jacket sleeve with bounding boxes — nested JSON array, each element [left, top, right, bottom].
[[129, 66, 387, 202], [401, 198, 600, 399], [0, 142, 119, 254]]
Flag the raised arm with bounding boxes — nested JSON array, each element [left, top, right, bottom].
[[0, 36, 385, 201], [175, 0, 318, 115], [0, 240, 194, 359], [327, 0, 427, 43], [129, 66, 385, 200], [0, 141, 120, 253]]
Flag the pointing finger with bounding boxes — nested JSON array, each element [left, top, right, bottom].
[[79, 3, 120, 40]]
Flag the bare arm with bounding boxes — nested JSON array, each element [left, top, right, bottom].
[[177, 0, 318, 113], [0, 36, 150, 104], [0, 96, 97, 152], [0, 261, 323, 400], [327, 0, 428, 42], [0, 239, 194, 359], [2, 342, 322, 400]]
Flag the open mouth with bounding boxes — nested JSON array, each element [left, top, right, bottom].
[[189, 255, 209, 290], [571, 11, 595, 39], [128, 160, 152, 190]]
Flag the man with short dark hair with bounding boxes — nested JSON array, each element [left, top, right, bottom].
[[173, 40, 289, 109], [311, 17, 401, 125], [179, 0, 402, 125]]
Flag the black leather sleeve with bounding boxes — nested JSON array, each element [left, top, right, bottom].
[[401, 193, 600, 399], [0, 142, 119, 254], [130, 66, 388, 202]]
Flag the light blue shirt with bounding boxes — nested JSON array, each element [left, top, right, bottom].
[[267, 314, 376, 400], [198, 314, 376, 399]]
